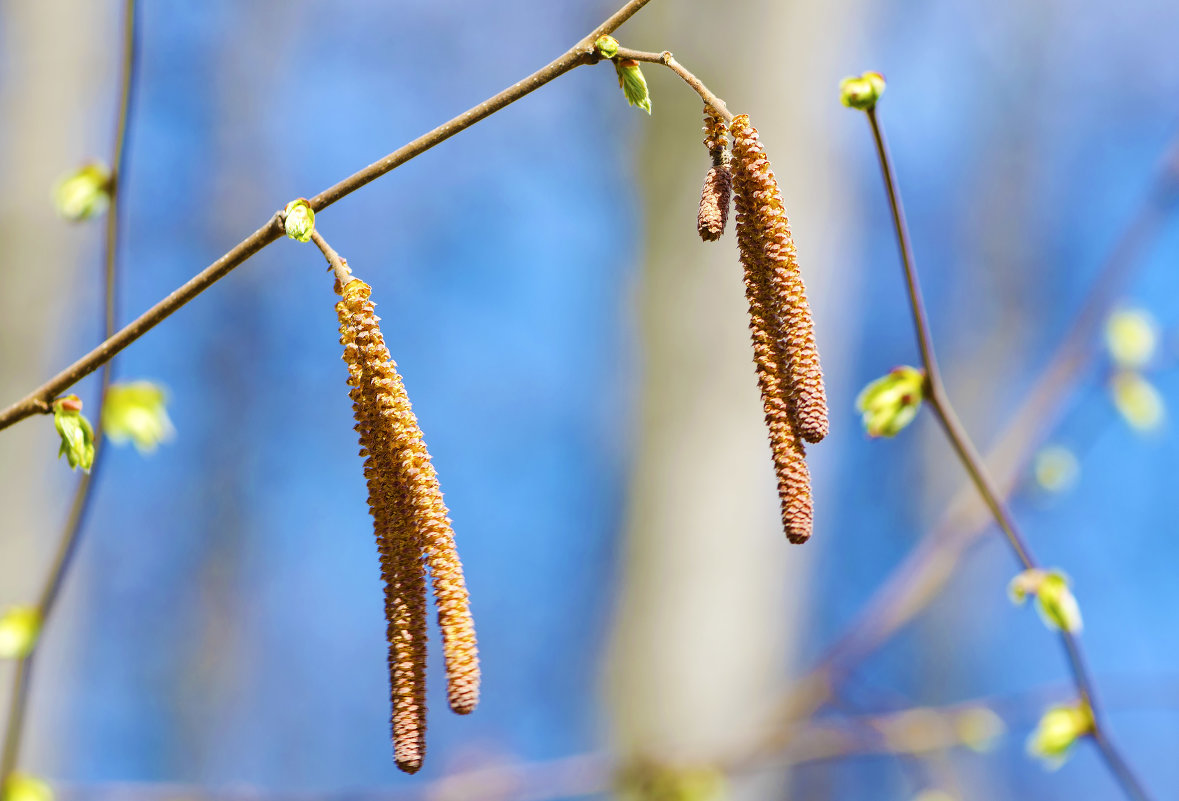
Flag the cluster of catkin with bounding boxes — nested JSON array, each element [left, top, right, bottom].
[[698, 109, 828, 543], [337, 276, 479, 773]]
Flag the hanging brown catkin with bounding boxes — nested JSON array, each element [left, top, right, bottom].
[[697, 107, 732, 242], [726, 114, 820, 545], [729, 115, 828, 444], [339, 279, 430, 772], [337, 276, 481, 773]]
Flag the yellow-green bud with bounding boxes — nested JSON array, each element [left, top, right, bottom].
[[839, 71, 886, 110], [0, 606, 42, 660], [53, 162, 111, 222], [855, 366, 925, 437], [102, 381, 175, 454], [284, 198, 316, 243], [615, 59, 652, 114], [1110, 370, 1165, 432], [52, 395, 95, 472], [1032, 445, 1079, 493], [594, 35, 620, 59], [1105, 308, 1157, 369], [1027, 702, 1093, 768], [2, 774, 53, 801], [1008, 568, 1083, 633]]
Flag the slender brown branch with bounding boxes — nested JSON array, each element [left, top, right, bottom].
[[797, 133, 1179, 672], [0, 0, 654, 433], [610, 46, 732, 123], [862, 105, 1153, 801], [309, 230, 352, 288]]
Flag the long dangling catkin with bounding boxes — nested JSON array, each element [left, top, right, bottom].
[[697, 107, 732, 242], [730, 145, 814, 544], [729, 114, 829, 445], [337, 277, 480, 772]]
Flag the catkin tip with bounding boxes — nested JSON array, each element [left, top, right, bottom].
[[697, 165, 732, 242]]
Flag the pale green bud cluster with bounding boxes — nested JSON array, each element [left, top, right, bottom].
[[1032, 445, 1080, 493], [1027, 701, 1093, 768], [1105, 308, 1157, 369], [52, 395, 95, 472], [284, 198, 316, 243], [1008, 568, 1083, 633], [102, 381, 175, 453], [53, 163, 111, 222], [839, 71, 886, 111], [594, 35, 620, 59], [0, 606, 42, 660], [1104, 307, 1165, 431], [855, 366, 925, 437]]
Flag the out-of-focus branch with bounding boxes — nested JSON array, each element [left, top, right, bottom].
[[0, 0, 139, 788]]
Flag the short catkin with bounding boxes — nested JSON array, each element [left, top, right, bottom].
[[729, 113, 829, 543], [337, 277, 480, 772], [697, 107, 732, 242]]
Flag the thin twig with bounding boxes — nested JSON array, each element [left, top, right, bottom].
[[862, 104, 1154, 801], [0, 0, 655, 433], [308, 230, 352, 288], [611, 46, 732, 123]]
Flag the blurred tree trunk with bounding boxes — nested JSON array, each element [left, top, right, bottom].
[[0, 0, 113, 776], [606, 2, 864, 797]]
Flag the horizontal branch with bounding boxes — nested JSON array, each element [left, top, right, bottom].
[[0, 0, 654, 432]]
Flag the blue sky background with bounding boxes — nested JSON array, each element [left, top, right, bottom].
[[5, 1, 1179, 799]]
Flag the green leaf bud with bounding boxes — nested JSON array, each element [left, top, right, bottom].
[[1032, 445, 1079, 494], [594, 35, 619, 59], [284, 198, 316, 243], [2, 774, 53, 801], [1027, 701, 1093, 768], [0, 606, 42, 660], [102, 381, 175, 453], [855, 366, 925, 437], [52, 395, 95, 472], [53, 162, 111, 222], [615, 59, 652, 114], [839, 71, 886, 110], [1008, 568, 1083, 633], [1110, 370, 1165, 432], [1105, 307, 1157, 370]]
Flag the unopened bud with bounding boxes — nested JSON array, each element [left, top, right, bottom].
[[840, 71, 886, 110], [52, 395, 95, 472], [594, 35, 619, 59], [1008, 568, 1083, 633], [1105, 308, 1157, 369], [53, 163, 111, 222], [284, 198, 316, 243], [102, 381, 175, 453], [855, 366, 925, 437], [0, 606, 42, 660], [1027, 701, 1093, 768]]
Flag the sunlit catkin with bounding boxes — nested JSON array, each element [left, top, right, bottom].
[[729, 114, 828, 444], [729, 114, 820, 543], [337, 277, 480, 772], [697, 107, 731, 242]]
